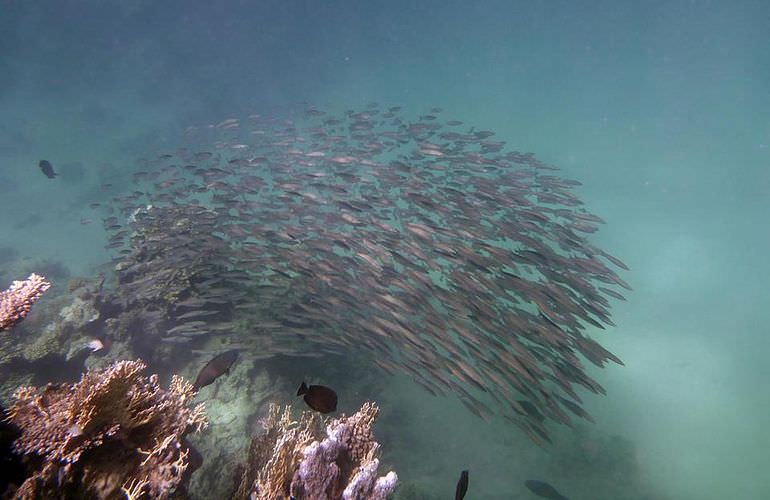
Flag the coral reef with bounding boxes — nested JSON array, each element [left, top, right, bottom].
[[233, 402, 397, 500], [0, 277, 115, 406], [5, 359, 207, 499], [186, 352, 283, 500], [232, 403, 321, 500], [0, 274, 50, 332], [0, 403, 27, 497], [19, 289, 97, 364]]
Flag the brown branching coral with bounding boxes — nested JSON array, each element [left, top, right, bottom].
[[233, 404, 321, 499], [233, 402, 397, 500], [6, 359, 207, 499], [0, 274, 51, 331]]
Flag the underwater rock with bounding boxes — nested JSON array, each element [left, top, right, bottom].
[[187, 357, 282, 500], [59, 296, 100, 326], [22, 295, 99, 364], [21, 322, 64, 362]]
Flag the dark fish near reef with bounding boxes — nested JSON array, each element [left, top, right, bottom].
[[38, 160, 57, 178], [455, 470, 469, 500], [524, 480, 569, 500], [297, 381, 337, 413], [193, 349, 238, 391]]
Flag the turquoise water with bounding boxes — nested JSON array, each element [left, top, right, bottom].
[[1, 1, 769, 498]]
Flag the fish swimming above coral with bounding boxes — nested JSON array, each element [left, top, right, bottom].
[[297, 381, 338, 414], [193, 349, 238, 391]]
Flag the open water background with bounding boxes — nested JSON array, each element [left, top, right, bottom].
[[1, 1, 769, 498]]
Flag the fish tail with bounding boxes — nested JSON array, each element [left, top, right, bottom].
[[297, 381, 308, 396]]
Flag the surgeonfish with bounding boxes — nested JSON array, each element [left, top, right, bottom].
[[297, 381, 337, 413], [193, 349, 238, 391]]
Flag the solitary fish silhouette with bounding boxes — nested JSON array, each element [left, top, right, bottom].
[[524, 479, 569, 500], [193, 350, 238, 391], [455, 470, 469, 500], [38, 160, 57, 179], [297, 381, 337, 413]]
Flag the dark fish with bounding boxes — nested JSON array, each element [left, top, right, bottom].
[[297, 381, 337, 413], [455, 470, 469, 500], [524, 479, 569, 500], [38, 160, 57, 178], [193, 350, 238, 391]]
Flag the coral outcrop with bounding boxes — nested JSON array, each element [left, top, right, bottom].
[[0, 274, 50, 332], [233, 402, 397, 500], [5, 359, 207, 499], [186, 354, 283, 500]]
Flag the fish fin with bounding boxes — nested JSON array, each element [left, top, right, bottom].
[[297, 381, 308, 396]]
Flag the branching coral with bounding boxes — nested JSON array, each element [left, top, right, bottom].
[[0, 274, 51, 331], [232, 404, 321, 499], [6, 359, 207, 499], [233, 402, 397, 500]]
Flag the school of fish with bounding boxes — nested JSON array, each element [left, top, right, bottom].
[[96, 103, 629, 443]]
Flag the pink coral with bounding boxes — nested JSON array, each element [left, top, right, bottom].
[[0, 273, 51, 331]]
